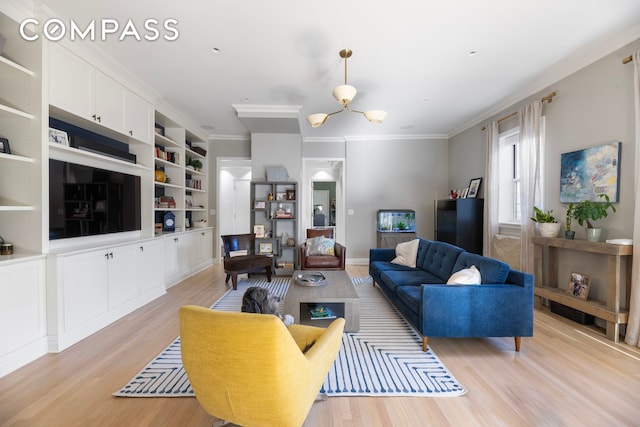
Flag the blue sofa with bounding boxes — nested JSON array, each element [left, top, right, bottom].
[[369, 238, 533, 351]]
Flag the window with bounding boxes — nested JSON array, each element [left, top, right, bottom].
[[498, 128, 520, 229], [497, 117, 546, 236]]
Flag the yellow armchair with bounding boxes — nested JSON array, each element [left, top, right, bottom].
[[179, 306, 345, 427]]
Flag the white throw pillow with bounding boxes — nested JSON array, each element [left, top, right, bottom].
[[446, 265, 482, 285], [391, 239, 420, 268]]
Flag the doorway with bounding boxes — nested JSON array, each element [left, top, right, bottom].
[[217, 158, 252, 260], [302, 159, 344, 244]]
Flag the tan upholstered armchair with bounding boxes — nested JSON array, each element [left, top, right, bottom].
[[300, 228, 346, 270], [180, 306, 345, 427]]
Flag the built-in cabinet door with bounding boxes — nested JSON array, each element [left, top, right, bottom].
[[61, 250, 109, 331], [94, 72, 125, 133], [49, 44, 93, 119], [107, 244, 138, 309], [137, 240, 162, 294], [197, 229, 213, 265], [124, 89, 151, 142], [0, 259, 45, 359], [163, 235, 181, 285], [176, 233, 194, 276]]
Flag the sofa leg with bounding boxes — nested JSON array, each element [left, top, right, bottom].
[[422, 337, 428, 352], [514, 336, 521, 352]]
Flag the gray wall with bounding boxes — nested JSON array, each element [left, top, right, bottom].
[[346, 138, 449, 260], [448, 37, 640, 304]]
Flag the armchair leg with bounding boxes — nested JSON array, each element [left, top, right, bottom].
[[422, 337, 428, 352], [514, 336, 521, 352]]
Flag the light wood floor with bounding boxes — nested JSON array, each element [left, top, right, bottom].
[[2, 264, 640, 427]]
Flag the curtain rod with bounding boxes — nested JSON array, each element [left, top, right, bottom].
[[480, 91, 557, 131], [622, 55, 633, 64]]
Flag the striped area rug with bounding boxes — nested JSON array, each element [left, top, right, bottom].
[[114, 276, 466, 397]]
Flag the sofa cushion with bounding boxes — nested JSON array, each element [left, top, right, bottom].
[[452, 252, 510, 284], [418, 241, 464, 281], [395, 285, 422, 318], [391, 238, 420, 268], [304, 255, 341, 268], [446, 265, 481, 285], [381, 269, 442, 290]]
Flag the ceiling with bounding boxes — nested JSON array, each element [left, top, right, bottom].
[[39, 0, 640, 141]]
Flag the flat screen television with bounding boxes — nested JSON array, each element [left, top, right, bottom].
[[49, 159, 141, 240]]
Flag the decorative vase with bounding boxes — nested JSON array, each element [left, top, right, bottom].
[[586, 228, 602, 242], [538, 222, 561, 238], [564, 231, 575, 240], [154, 169, 166, 183]]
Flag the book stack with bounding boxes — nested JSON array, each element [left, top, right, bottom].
[[309, 305, 336, 320]]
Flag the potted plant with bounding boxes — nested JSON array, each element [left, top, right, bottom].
[[530, 206, 561, 237], [190, 159, 203, 171], [571, 194, 616, 242], [564, 204, 575, 239]]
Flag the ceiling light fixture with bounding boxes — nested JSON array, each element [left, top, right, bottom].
[[306, 49, 387, 128]]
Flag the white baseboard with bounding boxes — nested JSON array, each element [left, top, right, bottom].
[[0, 337, 48, 378]]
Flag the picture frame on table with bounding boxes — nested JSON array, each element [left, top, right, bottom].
[[254, 200, 266, 210], [253, 224, 265, 238], [566, 272, 591, 300], [467, 178, 482, 198], [0, 137, 10, 154], [259, 242, 273, 254], [286, 189, 296, 200], [49, 128, 69, 146], [276, 192, 286, 201]]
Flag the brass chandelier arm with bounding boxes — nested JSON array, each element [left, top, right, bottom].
[[327, 107, 346, 116]]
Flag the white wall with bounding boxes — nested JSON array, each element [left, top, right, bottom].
[[448, 37, 640, 304]]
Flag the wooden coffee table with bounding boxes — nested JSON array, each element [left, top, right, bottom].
[[285, 270, 360, 332]]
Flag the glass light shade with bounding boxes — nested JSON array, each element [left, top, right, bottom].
[[363, 110, 387, 123], [306, 113, 328, 127], [332, 84, 357, 105]]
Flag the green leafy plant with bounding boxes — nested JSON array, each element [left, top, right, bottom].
[[530, 207, 557, 223], [396, 222, 407, 230], [190, 159, 203, 170], [572, 194, 616, 228], [565, 204, 574, 232]]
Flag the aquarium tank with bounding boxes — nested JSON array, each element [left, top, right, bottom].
[[377, 210, 416, 232]]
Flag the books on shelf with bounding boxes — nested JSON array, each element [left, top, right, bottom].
[[309, 305, 336, 320]]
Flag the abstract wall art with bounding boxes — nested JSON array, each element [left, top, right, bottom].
[[560, 142, 621, 203]]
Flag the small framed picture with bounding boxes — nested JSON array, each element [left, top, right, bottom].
[[49, 128, 69, 146], [0, 137, 10, 154], [253, 224, 265, 238], [276, 192, 286, 201], [286, 189, 296, 200], [254, 200, 266, 210], [259, 242, 273, 254], [567, 272, 591, 300], [467, 178, 482, 198]]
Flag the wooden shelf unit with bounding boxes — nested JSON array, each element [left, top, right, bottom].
[[532, 236, 632, 342]]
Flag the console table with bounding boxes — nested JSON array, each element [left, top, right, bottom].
[[532, 236, 632, 342]]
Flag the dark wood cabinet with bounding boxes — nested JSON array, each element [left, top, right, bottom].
[[434, 198, 483, 254]]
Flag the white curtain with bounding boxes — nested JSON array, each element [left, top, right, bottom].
[[519, 100, 543, 274], [624, 50, 640, 347], [483, 121, 500, 257]]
